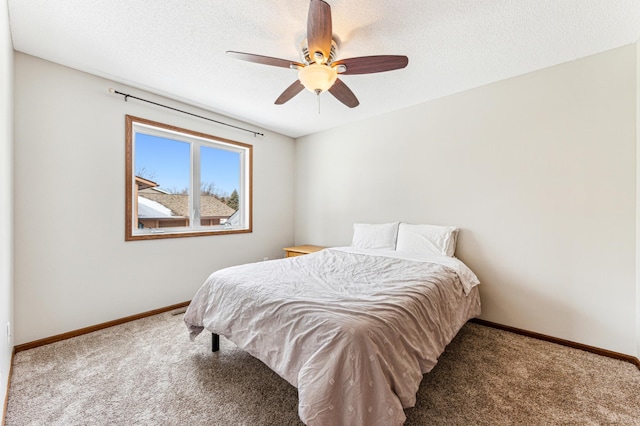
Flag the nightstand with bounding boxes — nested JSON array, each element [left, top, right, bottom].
[[283, 245, 326, 258]]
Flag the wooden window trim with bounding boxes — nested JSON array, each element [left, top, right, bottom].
[[125, 115, 253, 241]]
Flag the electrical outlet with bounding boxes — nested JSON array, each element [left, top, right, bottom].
[[6, 322, 11, 345], [263, 257, 269, 261]]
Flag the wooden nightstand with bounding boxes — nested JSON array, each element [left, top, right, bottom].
[[283, 245, 326, 258]]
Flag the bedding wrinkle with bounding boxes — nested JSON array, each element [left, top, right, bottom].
[[184, 247, 481, 425]]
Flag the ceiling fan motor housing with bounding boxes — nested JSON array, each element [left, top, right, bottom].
[[300, 39, 338, 65]]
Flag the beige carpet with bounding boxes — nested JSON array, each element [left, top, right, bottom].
[[5, 310, 640, 425]]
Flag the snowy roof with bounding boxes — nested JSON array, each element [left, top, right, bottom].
[[138, 196, 175, 218]]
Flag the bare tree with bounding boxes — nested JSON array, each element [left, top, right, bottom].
[[163, 182, 229, 200], [135, 166, 156, 181], [201, 181, 228, 200]]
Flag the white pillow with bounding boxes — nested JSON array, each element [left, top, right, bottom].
[[396, 223, 459, 257], [351, 222, 399, 250]]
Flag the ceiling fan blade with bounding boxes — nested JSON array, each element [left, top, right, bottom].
[[333, 55, 409, 75], [226, 51, 304, 69], [307, 0, 332, 63], [275, 80, 305, 105], [328, 79, 359, 108]]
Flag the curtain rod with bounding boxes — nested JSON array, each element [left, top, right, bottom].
[[108, 88, 264, 137]]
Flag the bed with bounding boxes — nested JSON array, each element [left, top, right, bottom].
[[184, 223, 481, 426]]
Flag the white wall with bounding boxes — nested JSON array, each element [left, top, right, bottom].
[[0, 0, 14, 418], [13, 53, 296, 345], [296, 45, 637, 356]]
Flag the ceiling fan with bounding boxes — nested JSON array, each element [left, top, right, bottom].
[[227, 0, 409, 108]]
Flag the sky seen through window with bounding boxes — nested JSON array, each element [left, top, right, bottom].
[[135, 133, 240, 196]]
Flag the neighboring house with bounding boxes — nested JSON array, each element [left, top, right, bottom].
[[134, 176, 235, 228]]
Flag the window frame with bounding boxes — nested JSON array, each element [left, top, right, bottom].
[[125, 115, 253, 241]]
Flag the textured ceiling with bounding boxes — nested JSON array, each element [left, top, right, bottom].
[[7, 0, 640, 138]]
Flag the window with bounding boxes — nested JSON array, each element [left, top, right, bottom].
[[125, 115, 252, 240]]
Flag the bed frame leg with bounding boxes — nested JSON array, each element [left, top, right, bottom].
[[212, 333, 220, 352]]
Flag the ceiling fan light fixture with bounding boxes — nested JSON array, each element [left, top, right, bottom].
[[298, 63, 338, 93]]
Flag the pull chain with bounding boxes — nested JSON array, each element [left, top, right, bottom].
[[315, 89, 321, 114]]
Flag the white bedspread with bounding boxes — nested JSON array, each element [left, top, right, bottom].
[[184, 247, 481, 425]]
